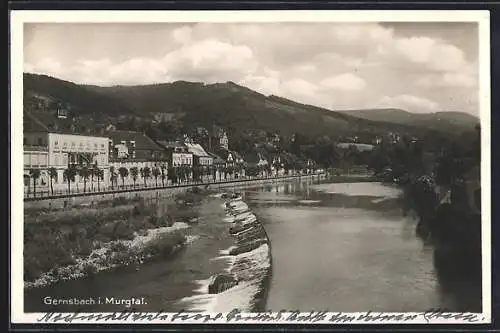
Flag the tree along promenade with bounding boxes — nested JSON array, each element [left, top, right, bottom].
[[23, 172, 333, 202]]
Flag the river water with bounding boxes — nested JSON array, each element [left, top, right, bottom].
[[245, 179, 477, 312], [24, 178, 479, 313]]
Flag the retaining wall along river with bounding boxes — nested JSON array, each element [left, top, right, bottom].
[[23, 173, 328, 210]]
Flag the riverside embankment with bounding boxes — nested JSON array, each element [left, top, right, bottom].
[[24, 189, 273, 312], [24, 173, 329, 204], [23, 175, 322, 287], [24, 189, 204, 291], [24, 176, 285, 312]]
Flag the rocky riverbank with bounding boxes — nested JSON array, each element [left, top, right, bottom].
[[180, 192, 272, 312]]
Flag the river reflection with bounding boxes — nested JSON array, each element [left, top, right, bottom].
[[246, 179, 476, 312]]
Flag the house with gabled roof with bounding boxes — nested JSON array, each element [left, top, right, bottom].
[[184, 142, 213, 182], [106, 130, 169, 188], [210, 147, 246, 180]]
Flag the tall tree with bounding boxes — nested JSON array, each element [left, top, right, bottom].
[[24, 175, 31, 196], [130, 167, 139, 187], [89, 167, 95, 191], [178, 166, 185, 183], [142, 167, 151, 186], [29, 168, 41, 197], [96, 168, 104, 191], [48, 167, 58, 196], [109, 166, 117, 190], [79, 167, 91, 193], [63, 167, 77, 194], [160, 164, 167, 186], [118, 167, 129, 187], [152, 167, 160, 187], [168, 166, 177, 184]]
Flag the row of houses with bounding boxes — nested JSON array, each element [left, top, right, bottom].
[[23, 111, 251, 195]]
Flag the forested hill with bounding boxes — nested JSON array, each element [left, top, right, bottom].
[[23, 73, 139, 117], [339, 109, 479, 134], [24, 73, 470, 139]]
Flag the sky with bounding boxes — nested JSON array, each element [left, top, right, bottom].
[[24, 22, 479, 115]]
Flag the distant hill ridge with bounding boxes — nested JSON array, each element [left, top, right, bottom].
[[338, 108, 479, 133], [23, 73, 477, 138]]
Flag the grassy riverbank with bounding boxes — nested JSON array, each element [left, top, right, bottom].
[[24, 188, 210, 289]]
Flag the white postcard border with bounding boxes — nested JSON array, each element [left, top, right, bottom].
[[10, 9, 492, 325]]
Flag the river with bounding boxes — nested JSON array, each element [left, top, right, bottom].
[[24, 178, 480, 313]]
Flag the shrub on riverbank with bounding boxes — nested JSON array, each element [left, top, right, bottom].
[[25, 223, 190, 289], [402, 175, 482, 298], [24, 196, 146, 216], [143, 230, 187, 259], [24, 235, 77, 281], [24, 194, 192, 285], [25, 204, 139, 226]]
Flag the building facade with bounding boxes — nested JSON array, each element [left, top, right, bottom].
[[185, 142, 213, 182], [156, 140, 194, 183], [24, 112, 110, 195], [107, 130, 169, 188]]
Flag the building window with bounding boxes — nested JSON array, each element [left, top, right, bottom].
[[55, 141, 59, 146]]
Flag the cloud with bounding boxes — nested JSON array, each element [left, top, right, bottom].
[[172, 26, 192, 44], [377, 94, 440, 112], [320, 73, 366, 91], [25, 57, 62, 77], [296, 63, 316, 73], [26, 39, 259, 85], [23, 22, 479, 114], [378, 36, 469, 73], [162, 39, 258, 82], [282, 79, 318, 97], [240, 68, 282, 96], [416, 72, 477, 88]]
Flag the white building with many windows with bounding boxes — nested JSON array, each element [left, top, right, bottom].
[[24, 112, 110, 195]]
